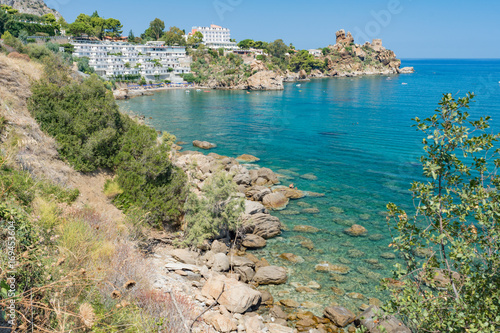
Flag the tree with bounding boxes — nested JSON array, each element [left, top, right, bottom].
[[161, 26, 185, 46], [148, 18, 165, 41], [238, 39, 255, 49], [266, 39, 289, 59], [104, 18, 122, 38], [128, 29, 135, 42], [386, 93, 500, 332], [184, 171, 244, 246], [187, 31, 203, 46]]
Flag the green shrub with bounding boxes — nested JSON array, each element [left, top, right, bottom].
[[184, 171, 244, 246]]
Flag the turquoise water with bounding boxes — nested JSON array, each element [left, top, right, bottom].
[[118, 59, 500, 312]]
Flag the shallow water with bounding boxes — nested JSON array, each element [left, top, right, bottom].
[[118, 59, 500, 312]]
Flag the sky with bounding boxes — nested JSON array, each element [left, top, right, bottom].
[[48, 0, 500, 58]]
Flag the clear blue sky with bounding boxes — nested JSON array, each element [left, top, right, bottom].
[[51, 0, 500, 58]]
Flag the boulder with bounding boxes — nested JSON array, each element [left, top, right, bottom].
[[280, 299, 300, 308], [229, 255, 255, 268], [262, 192, 289, 210], [240, 213, 282, 239], [398, 66, 414, 74], [244, 200, 268, 215], [253, 266, 288, 285], [193, 140, 217, 150], [204, 312, 238, 333], [273, 186, 306, 199], [212, 253, 230, 272], [201, 275, 261, 313], [246, 186, 272, 201], [245, 71, 284, 91], [211, 240, 229, 254], [244, 315, 265, 333], [170, 249, 199, 265], [237, 154, 260, 162], [266, 323, 296, 333], [234, 172, 252, 185], [242, 234, 267, 248], [234, 266, 255, 283], [356, 306, 411, 333], [324, 306, 355, 327], [270, 305, 288, 320], [344, 224, 368, 237]]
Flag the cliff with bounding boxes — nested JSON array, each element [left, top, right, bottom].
[[0, 0, 61, 18]]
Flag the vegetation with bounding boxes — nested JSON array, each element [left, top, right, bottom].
[[147, 18, 165, 41], [27, 48, 187, 228], [184, 171, 244, 246], [386, 93, 500, 332], [161, 26, 186, 46], [68, 11, 122, 38]]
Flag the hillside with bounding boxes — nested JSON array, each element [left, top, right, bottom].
[[0, 0, 61, 18]]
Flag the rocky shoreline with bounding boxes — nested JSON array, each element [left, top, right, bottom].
[[143, 141, 410, 333]]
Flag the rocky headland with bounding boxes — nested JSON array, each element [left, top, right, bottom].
[[189, 29, 414, 91]]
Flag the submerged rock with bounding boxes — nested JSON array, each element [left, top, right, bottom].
[[324, 306, 355, 327], [356, 305, 411, 333], [242, 234, 267, 248], [236, 154, 260, 162], [279, 253, 305, 263], [344, 224, 368, 236], [300, 173, 318, 181], [273, 186, 306, 199], [315, 262, 350, 274], [293, 225, 319, 233]]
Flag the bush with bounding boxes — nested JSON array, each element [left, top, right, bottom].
[[28, 67, 188, 228], [27, 44, 52, 60], [184, 171, 244, 246], [386, 93, 500, 332]]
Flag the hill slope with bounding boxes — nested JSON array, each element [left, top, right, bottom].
[[0, 0, 61, 18]]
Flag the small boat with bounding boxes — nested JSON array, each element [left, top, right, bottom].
[[296, 84, 301, 87], [204, 90, 211, 93], [196, 89, 202, 92], [185, 90, 190, 93], [402, 83, 408, 85]]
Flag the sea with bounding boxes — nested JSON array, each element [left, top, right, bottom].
[[117, 59, 500, 313]]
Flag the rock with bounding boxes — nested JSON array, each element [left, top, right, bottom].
[[244, 315, 265, 333], [245, 71, 284, 90], [165, 263, 200, 273], [369, 234, 384, 241], [293, 225, 319, 233], [315, 262, 350, 274], [257, 167, 280, 185], [234, 172, 252, 185], [267, 323, 294, 333], [229, 255, 255, 268], [244, 200, 268, 215], [324, 306, 355, 327], [380, 252, 396, 260], [331, 287, 345, 296], [234, 266, 255, 283], [270, 305, 287, 320], [204, 312, 237, 333], [398, 66, 414, 74], [307, 281, 321, 289], [302, 207, 320, 214], [201, 275, 261, 313], [170, 249, 199, 265], [280, 299, 300, 308], [347, 292, 365, 300], [192, 140, 217, 150], [356, 306, 411, 333], [242, 234, 267, 248], [211, 240, 229, 254], [237, 154, 260, 162], [260, 289, 274, 305], [300, 173, 318, 181], [241, 213, 282, 239], [279, 253, 305, 263], [253, 266, 288, 285], [344, 224, 368, 236], [335, 29, 354, 46], [246, 186, 273, 202], [300, 238, 315, 250], [273, 186, 306, 199], [262, 192, 289, 210], [212, 253, 230, 272], [300, 301, 322, 309]]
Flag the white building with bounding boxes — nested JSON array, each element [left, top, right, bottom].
[[189, 24, 238, 50], [308, 49, 323, 57], [71, 40, 191, 82]]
